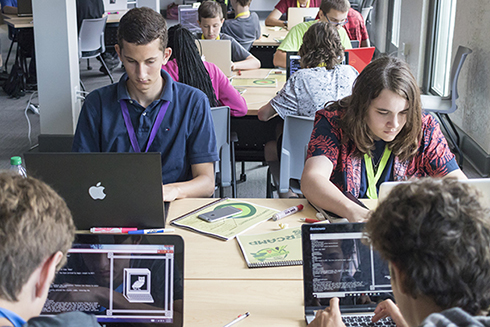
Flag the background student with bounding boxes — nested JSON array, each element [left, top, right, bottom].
[[265, 0, 321, 27], [345, 8, 370, 47], [163, 24, 247, 117], [222, 0, 261, 51], [0, 172, 100, 327], [258, 22, 358, 164], [308, 178, 490, 327], [73, 7, 218, 202], [273, 0, 352, 68], [301, 56, 466, 222], [197, 0, 260, 71]]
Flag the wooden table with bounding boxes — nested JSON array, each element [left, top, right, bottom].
[[253, 25, 289, 47], [168, 198, 377, 326], [234, 68, 286, 116], [2, 13, 33, 28]]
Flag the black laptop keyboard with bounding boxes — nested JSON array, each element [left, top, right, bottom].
[[342, 315, 396, 327]]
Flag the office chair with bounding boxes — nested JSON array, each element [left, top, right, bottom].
[[211, 106, 237, 198], [266, 115, 314, 198], [78, 16, 114, 84], [421, 45, 472, 167]]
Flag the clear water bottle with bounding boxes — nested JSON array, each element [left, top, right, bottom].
[[10, 156, 27, 177]]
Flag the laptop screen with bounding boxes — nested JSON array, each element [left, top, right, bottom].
[[286, 52, 301, 80], [178, 5, 201, 33], [302, 223, 393, 314], [41, 234, 184, 326]]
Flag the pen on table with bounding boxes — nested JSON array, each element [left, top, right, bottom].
[[107, 11, 119, 14], [223, 312, 250, 327], [90, 227, 138, 234], [300, 218, 320, 224], [128, 228, 175, 234], [272, 204, 304, 221]]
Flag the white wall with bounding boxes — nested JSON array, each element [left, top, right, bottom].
[[450, 0, 490, 153]]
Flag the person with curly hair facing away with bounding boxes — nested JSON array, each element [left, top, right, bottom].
[[258, 22, 358, 166], [308, 178, 490, 327], [301, 56, 466, 222]]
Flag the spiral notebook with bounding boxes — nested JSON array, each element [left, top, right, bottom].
[[236, 227, 302, 268]]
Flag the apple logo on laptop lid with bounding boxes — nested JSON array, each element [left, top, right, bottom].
[[89, 182, 106, 200]]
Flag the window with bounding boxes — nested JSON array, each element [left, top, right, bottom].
[[429, 0, 457, 96]]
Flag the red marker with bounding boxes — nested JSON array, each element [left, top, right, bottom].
[[300, 218, 320, 223], [272, 204, 304, 221], [90, 227, 137, 234]]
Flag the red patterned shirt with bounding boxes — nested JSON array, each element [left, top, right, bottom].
[[275, 0, 322, 14], [344, 8, 369, 43], [306, 108, 458, 197]]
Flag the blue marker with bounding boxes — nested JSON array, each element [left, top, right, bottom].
[[128, 228, 175, 234]]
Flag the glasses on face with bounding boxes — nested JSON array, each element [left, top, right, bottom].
[[326, 16, 348, 26]]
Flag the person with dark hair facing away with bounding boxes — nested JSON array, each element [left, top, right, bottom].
[[197, 0, 260, 71], [273, 0, 352, 68], [163, 24, 247, 117], [221, 0, 261, 51], [258, 22, 357, 172], [73, 7, 219, 202], [0, 172, 100, 327], [301, 56, 466, 222], [308, 178, 490, 327]]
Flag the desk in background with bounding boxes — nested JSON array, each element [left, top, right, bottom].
[[251, 25, 288, 68], [168, 198, 376, 326], [231, 68, 286, 164]]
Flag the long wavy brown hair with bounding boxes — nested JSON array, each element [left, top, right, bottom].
[[329, 56, 422, 161], [299, 22, 344, 69]]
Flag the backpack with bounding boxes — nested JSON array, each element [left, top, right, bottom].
[[3, 52, 25, 98]]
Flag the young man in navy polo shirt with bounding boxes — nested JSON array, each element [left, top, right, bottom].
[[73, 7, 219, 201]]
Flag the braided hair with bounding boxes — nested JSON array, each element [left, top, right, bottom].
[[167, 24, 219, 107]]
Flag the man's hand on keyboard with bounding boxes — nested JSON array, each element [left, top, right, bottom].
[[372, 299, 408, 327], [308, 298, 345, 327]]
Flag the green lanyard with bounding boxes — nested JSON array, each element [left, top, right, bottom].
[[364, 145, 392, 199]]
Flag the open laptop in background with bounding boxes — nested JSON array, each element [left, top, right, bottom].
[[302, 223, 395, 326], [287, 7, 319, 30], [344, 47, 375, 73], [178, 5, 201, 33], [17, 0, 32, 17], [379, 178, 490, 208], [24, 152, 165, 230], [41, 234, 184, 326], [195, 39, 232, 77], [102, 0, 128, 12]]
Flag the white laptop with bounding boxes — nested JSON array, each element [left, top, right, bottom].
[[103, 0, 128, 12], [287, 7, 319, 30], [302, 223, 395, 326], [195, 39, 232, 77], [379, 178, 490, 208]]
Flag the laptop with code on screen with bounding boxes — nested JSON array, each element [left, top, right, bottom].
[[302, 223, 395, 326], [24, 152, 166, 230], [40, 234, 184, 326]]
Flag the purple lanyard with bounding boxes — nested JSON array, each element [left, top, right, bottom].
[[120, 100, 170, 153]]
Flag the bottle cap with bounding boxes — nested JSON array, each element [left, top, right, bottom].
[[10, 156, 22, 166]]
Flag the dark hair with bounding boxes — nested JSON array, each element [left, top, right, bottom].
[[0, 172, 75, 302], [168, 25, 218, 107], [299, 21, 344, 69], [117, 7, 168, 50], [198, 0, 223, 20], [331, 56, 422, 161], [366, 178, 490, 315], [320, 0, 350, 16]]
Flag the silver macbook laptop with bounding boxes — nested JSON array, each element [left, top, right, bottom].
[[17, 0, 32, 17], [195, 39, 232, 77], [302, 223, 395, 326], [287, 7, 319, 30], [24, 152, 165, 230], [379, 178, 490, 208], [41, 234, 184, 326]]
